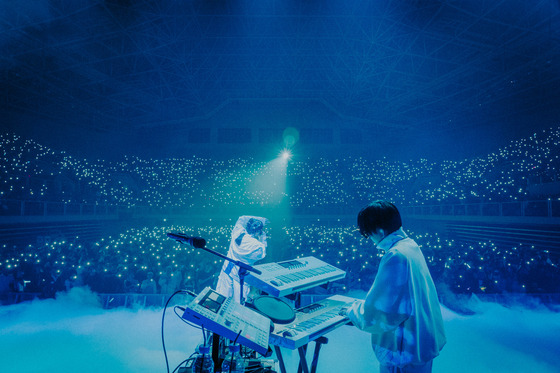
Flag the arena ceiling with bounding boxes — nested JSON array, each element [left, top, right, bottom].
[[1, 0, 560, 158]]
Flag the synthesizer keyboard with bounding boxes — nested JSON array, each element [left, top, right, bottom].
[[269, 294, 357, 350], [181, 287, 271, 355], [245, 256, 346, 297]]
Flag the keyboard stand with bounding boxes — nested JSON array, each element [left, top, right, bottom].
[[274, 336, 328, 373]]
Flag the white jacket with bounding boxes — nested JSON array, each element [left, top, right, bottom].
[[347, 228, 446, 367]]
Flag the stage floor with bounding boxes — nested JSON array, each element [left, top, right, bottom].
[[0, 288, 559, 373]]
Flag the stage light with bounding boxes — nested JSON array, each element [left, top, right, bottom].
[[283, 127, 299, 148], [281, 149, 292, 160]]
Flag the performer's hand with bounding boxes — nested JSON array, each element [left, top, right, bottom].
[[338, 307, 348, 317]]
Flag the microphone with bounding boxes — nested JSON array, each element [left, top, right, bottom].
[[167, 233, 206, 248]]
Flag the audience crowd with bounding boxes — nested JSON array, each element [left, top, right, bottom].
[[1, 127, 559, 213], [1, 128, 560, 306], [0, 223, 558, 303]]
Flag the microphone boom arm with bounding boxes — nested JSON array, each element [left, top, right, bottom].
[[197, 245, 262, 276], [167, 232, 262, 276]]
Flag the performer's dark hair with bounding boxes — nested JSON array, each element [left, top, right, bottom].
[[357, 200, 402, 238]]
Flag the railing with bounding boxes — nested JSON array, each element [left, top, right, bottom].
[[404, 200, 560, 218], [0, 292, 178, 308], [0, 199, 121, 217], [3, 291, 559, 309], [0, 292, 328, 309], [2, 199, 559, 221]]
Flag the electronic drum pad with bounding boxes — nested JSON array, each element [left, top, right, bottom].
[[250, 295, 296, 326]]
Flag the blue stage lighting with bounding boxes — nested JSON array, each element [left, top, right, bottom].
[[281, 149, 292, 160]]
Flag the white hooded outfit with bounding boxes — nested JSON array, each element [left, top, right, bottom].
[[215, 215, 268, 303]]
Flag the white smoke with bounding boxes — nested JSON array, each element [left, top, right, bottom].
[[0, 288, 558, 373]]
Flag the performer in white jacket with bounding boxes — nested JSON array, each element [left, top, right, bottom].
[[344, 201, 446, 373], [215, 215, 269, 303]]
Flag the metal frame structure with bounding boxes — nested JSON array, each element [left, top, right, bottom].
[[2, 1, 560, 151]]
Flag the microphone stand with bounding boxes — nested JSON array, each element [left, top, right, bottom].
[[200, 244, 262, 305], [171, 235, 264, 370], [173, 239, 262, 305]]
